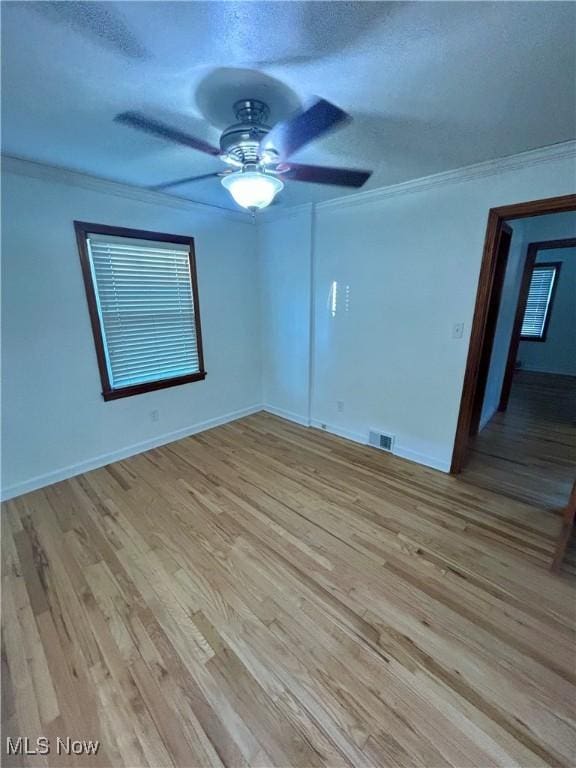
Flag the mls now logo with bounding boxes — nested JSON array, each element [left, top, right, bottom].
[[6, 737, 100, 756], [6, 738, 50, 756], [56, 737, 100, 755]]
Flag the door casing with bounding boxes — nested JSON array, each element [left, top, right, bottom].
[[450, 194, 576, 474]]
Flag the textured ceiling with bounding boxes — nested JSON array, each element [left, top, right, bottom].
[[2, 1, 575, 212]]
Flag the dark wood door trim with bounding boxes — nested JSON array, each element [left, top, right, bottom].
[[498, 238, 576, 412], [551, 480, 576, 573], [468, 223, 512, 437], [450, 194, 576, 474]]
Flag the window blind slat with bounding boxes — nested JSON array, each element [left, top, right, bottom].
[[100, 304, 194, 311], [104, 335, 198, 350], [108, 346, 199, 365], [108, 344, 199, 363], [104, 325, 200, 340], [520, 265, 557, 339], [114, 366, 194, 387], [89, 243, 189, 255], [87, 235, 201, 390], [104, 323, 197, 337], [111, 358, 199, 377], [94, 285, 194, 293]]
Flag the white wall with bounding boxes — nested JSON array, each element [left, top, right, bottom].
[[258, 147, 576, 471], [1, 163, 261, 498], [518, 246, 576, 375], [520, 210, 576, 244], [3, 145, 575, 498], [258, 206, 313, 424]]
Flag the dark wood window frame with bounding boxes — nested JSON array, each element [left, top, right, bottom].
[[75, 221, 206, 401], [519, 261, 562, 343]]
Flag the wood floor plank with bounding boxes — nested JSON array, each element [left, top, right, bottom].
[[2, 411, 575, 767], [463, 371, 576, 512]]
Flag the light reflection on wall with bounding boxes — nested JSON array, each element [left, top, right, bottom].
[[329, 280, 338, 317], [328, 280, 351, 317]]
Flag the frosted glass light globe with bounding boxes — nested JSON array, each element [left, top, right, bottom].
[[221, 171, 284, 211]]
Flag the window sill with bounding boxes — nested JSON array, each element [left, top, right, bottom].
[[102, 371, 207, 401]]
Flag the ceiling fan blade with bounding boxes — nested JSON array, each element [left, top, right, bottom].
[[115, 112, 221, 156], [261, 98, 350, 159], [280, 163, 372, 188], [150, 172, 228, 191]]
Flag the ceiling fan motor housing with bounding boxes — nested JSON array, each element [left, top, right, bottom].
[[219, 99, 273, 165]]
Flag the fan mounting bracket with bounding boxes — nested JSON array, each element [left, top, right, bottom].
[[220, 98, 272, 166], [233, 99, 270, 125]]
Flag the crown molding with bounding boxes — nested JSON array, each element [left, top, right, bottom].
[[1, 155, 253, 224], [313, 140, 576, 213], [258, 201, 314, 223], [4, 141, 574, 223]]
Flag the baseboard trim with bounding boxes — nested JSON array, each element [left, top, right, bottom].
[[309, 419, 450, 473], [309, 419, 366, 446], [393, 446, 451, 473], [2, 405, 451, 501], [1, 404, 262, 502], [262, 405, 311, 426]]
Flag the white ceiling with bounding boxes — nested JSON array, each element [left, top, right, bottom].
[[2, 1, 575, 212]]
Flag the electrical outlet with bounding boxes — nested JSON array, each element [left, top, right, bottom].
[[151, 409, 159, 422], [452, 322, 464, 339], [337, 400, 344, 413]]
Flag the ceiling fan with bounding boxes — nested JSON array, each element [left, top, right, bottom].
[[115, 98, 372, 211]]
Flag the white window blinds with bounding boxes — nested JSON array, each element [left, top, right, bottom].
[[87, 234, 201, 390], [520, 264, 558, 340]]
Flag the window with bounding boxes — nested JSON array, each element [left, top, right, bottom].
[[75, 222, 206, 400], [520, 262, 561, 342]]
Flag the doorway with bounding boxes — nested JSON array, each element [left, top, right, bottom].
[[451, 194, 576, 476], [452, 195, 576, 549], [455, 204, 576, 574]]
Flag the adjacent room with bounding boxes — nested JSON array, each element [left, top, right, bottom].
[[461, 211, 576, 513], [2, 2, 575, 766]]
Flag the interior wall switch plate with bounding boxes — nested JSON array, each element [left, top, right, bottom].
[[452, 322, 464, 339]]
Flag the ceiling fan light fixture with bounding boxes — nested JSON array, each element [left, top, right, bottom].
[[221, 170, 283, 211]]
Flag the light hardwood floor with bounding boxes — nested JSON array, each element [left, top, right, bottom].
[[462, 371, 576, 510], [2, 412, 576, 767]]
